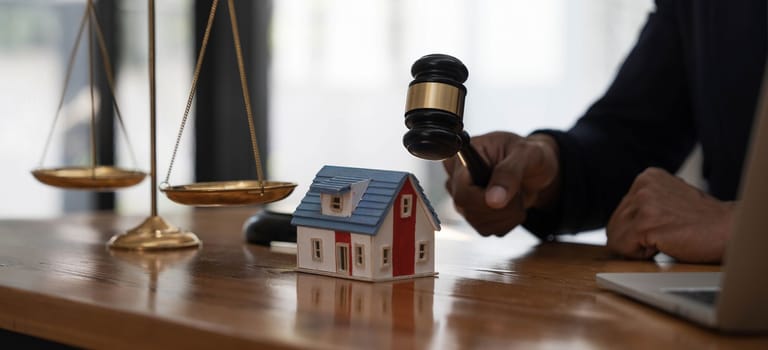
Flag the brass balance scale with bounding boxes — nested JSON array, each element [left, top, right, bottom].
[[33, 0, 296, 250]]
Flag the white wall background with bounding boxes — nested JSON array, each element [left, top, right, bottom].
[[0, 0, 654, 222], [267, 0, 655, 229]]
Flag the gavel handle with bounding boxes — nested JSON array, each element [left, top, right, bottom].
[[458, 131, 491, 187]]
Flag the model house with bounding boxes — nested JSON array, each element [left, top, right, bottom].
[[291, 165, 441, 281]]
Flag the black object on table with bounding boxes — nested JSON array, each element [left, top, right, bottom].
[[243, 210, 296, 245]]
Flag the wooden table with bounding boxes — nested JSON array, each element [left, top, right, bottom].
[[0, 209, 765, 349]]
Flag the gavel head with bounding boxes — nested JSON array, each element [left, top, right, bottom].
[[403, 54, 469, 160]]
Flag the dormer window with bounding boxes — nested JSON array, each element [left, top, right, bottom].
[[331, 195, 343, 212], [314, 177, 369, 217]]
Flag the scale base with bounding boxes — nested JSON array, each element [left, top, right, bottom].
[[107, 216, 201, 250]]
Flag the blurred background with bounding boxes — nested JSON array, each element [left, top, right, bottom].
[[0, 0, 656, 237]]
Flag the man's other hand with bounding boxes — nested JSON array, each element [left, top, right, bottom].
[[607, 167, 735, 263]]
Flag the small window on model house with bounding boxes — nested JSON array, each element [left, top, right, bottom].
[[311, 238, 323, 261], [400, 194, 413, 218], [355, 243, 365, 268], [331, 195, 343, 212], [381, 245, 391, 267], [417, 241, 428, 262]]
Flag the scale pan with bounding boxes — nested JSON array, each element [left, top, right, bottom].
[[161, 180, 297, 206], [32, 166, 146, 190]]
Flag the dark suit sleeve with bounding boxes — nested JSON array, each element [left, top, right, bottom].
[[523, 0, 696, 239]]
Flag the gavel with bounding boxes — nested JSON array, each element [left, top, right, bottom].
[[403, 54, 491, 187]]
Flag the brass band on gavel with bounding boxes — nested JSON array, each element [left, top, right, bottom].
[[405, 82, 466, 118]]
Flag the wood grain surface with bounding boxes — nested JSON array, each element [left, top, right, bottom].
[[0, 208, 765, 349]]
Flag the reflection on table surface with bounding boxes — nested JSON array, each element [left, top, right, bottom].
[[0, 208, 764, 349]]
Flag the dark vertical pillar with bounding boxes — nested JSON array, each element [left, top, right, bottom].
[[93, 0, 118, 210], [194, 0, 272, 182]]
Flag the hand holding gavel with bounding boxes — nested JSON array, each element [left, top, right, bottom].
[[403, 54, 561, 236]]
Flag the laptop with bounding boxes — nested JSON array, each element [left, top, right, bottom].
[[596, 67, 768, 332]]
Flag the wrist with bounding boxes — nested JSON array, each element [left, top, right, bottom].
[[525, 133, 562, 209]]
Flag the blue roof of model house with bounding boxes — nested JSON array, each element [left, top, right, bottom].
[[291, 165, 441, 235]]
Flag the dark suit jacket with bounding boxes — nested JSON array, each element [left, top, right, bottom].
[[524, 0, 766, 239]]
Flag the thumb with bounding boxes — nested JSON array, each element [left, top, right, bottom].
[[484, 153, 525, 209], [484, 140, 556, 209]]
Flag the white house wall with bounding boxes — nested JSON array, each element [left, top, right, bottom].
[[372, 209, 395, 281], [297, 226, 335, 273], [350, 233, 372, 280], [413, 202, 436, 275]]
